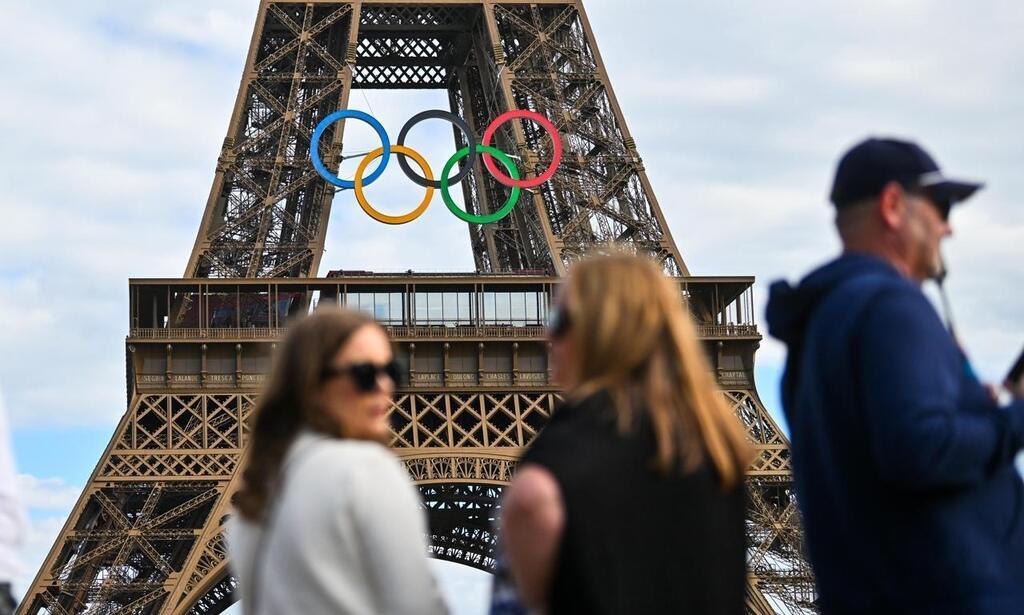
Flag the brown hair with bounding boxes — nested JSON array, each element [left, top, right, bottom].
[[561, 251, 752, 488], [235, 307, 379, 521]]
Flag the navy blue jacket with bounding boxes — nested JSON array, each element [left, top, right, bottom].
[[766, 253, 1024, 614]]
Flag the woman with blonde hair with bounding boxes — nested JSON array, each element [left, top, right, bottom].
[[500, 252, 751, 614], [227, 307, 446, 615]]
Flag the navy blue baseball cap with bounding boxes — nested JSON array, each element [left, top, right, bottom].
[[830, 138, 983, 215]]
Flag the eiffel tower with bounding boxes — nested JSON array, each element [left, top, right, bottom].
[[22, 2, 816, 613]]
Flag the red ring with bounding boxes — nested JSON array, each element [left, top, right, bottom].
[[481, 110, 562, 189]]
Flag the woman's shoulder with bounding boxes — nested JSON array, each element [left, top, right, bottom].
[[315, 437, 399, 465], [291, 434, 404, 483], [523, 390, 615, 462], [302, 437, 424, 522], [307, 435, 392, 460], [541, 390, 616, 435]]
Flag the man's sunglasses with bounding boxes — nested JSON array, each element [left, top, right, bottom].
[[930, 198, 953, 221], [548, 304, 572, 340], [322, 360, 400, 392], [904, 185, 952, 221]]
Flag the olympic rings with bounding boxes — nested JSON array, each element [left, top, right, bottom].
[[311, 110, 390, 189], [441, 146, 521, 225], [310, 107, 561, 225], [397, 110, 477, 190], [481, 110, 562, 189], [354, 145, 434, 225]]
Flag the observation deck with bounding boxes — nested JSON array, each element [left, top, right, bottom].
[[126, 273, 760, 393], [128, 273, 759, 342]]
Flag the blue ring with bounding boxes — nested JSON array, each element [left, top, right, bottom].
[[311, 110, 390, 189]]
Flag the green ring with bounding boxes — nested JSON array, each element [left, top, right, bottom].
[[441, 145, 521, 224]]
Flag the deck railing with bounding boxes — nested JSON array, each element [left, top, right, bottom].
[[136, 371, 552, 389], [128, 323, 758, 341]]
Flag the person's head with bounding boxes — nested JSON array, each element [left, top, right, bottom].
[[830, 138, 983, 283], [236, 307, 397, 521], [548, 250, 752, 488]]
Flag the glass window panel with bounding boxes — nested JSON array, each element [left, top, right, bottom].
[[496, 292, 511, 321], [172, 291, 201, 328], [352, 293, 370, 317], [442, 292, 457, 325], [374, 293, 389, 321], [415, 292, 428, 323], [484, 292, 496, 323], [239, 292, 270, 327], [207, 293, 238, 328], [276, 291, 303, 322], [458, 293, 471, 322], [525, 292, 538, 322], [510, 292, 526, 325], [390, 292, 404, 323], [428, 293, 443, 323]]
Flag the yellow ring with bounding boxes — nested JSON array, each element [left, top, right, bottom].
[[354, 145, 434, 225]]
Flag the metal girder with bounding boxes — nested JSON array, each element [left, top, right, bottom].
[[184, 1, 688, 279], [185, 3, 353, 279], [24, 384, 814, 614]]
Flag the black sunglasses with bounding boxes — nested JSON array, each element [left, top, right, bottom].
[[548, 304, 572, 339], [323, 360, 400, 392], [930, 198, 953, 221], [903, 185, 952, 221]]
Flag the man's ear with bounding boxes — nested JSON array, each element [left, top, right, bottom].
[[877, 181, 905, 230]]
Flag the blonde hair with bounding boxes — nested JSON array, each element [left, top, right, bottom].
[[562, 251, 752, 488]]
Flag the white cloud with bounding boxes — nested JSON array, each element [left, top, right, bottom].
[[832, 56, 931, 88], [146, 6, 254, 55], [16, 476, 80, 513], [0, 1, 246, 427], [0, 280, 56, 349], [620, 72, 777, 107], [14, 515, 69, 603], [3, 473, 83, 599]]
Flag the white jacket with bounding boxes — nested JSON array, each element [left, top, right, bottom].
[[227, 431, 447, 615]]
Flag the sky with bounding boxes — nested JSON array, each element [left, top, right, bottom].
[[0, 0, 1022, 611]]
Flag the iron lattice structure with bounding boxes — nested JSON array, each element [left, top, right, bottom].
[[23, 2, 816, 614], [184, 1, 684, 278]]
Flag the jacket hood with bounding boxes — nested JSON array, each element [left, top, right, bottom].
[[766, 253, 901, 347]]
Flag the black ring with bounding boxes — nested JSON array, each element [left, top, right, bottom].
[[397, 110, 478, 189]]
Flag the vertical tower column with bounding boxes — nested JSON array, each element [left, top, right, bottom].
[[474, 1, 688, 275], [185, 2, 359, 279]]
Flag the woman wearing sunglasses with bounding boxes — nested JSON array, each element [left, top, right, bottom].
[[499, 252, 752, 614], [228, 308, 447, 615]]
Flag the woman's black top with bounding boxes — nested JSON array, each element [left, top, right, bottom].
[[520, 391, 746, 615]]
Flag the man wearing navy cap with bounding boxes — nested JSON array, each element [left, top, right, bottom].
[[766, 138, 1024, 614]]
